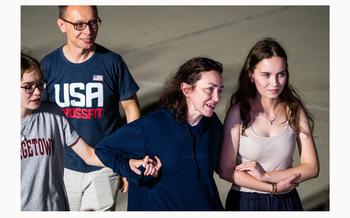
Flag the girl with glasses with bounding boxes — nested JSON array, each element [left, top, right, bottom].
[[20, 53, 159, 211]]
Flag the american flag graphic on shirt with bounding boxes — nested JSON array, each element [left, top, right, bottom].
[[93, 75, 103, 81]]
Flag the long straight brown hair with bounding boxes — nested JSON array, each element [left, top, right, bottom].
[[230, 38, 314, 135]]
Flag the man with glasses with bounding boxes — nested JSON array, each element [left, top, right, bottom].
[[41, 5, 141, 211]]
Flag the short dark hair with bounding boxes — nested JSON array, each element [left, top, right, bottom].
[[58, 5, 98, 19], [159, 57, 223, 122]]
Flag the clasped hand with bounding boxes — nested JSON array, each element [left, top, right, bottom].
[[235, 161, 300, 193], [129, 155, 162, 177]]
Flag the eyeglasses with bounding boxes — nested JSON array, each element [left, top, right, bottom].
[[60, 17, 102, 31], [21, 80, 46, 94]]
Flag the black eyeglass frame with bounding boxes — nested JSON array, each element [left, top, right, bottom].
[[21, 79, 47, 94], [60, 17, 102, 31]]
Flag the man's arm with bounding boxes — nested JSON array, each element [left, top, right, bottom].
[[120, 94, 141, 123], [119, 94, 141, 192]]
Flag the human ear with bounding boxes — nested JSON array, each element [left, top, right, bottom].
[[57, 18, 66, 33], [180, 82, 192, 97], [248, 71, 254, 83]]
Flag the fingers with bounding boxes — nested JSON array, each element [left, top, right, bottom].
[[152, 156, 162, 176], [154, 156, 162, 170], [144, 162, 151, 175], [119, 177, 129, 193], [121, 177, 129, 193], [141, 155, 150, 167], [277, 174, 301, 193], [154, 156, 162, 165], [131, 155, 162, 177], [143, 156, 162, 177], [235, 161, 258, 171], [294, 173, 301, 179], [149, 165, 156, 176], [236, 164, 256, 172], [130, 155, 162, 176], [235, 165, 250, 171], [129, 159, 142, 175], [290, 174, 301, 184], [144, 163, 156, 176]]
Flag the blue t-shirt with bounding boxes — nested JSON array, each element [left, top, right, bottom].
[[95, 108, 224, 211], [41, 44, 139, 172]]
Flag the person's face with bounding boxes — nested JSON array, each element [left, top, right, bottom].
[[57, 6, 99, 50], [21, 71, 44, 112], [250, 56, 287, 100], [183, 70, 224, 118]]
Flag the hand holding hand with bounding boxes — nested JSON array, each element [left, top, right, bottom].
[[129, 155, 162, 177], [143, 156, 162, 177], [129, 156, 149, 175]]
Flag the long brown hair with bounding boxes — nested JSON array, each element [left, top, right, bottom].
[[230, 37, 314, 135], [159, 57, 223, 122]]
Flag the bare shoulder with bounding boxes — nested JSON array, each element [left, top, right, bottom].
[[296, 106, 310, 123], [296, 106, 313, 135], [224, 103, 242, 127], [226, 103, 241, 120]]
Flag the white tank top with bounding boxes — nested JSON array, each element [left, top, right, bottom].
[[232, 124, 297, 193]]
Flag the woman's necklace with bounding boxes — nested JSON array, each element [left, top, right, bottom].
[[21, 113, 34, 141], [263, 104, 282, 125]]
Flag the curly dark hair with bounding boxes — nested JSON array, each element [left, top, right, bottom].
[[159, 57, 223, 122]]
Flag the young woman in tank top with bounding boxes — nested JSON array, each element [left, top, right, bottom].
[[218, 38, 319, 211]]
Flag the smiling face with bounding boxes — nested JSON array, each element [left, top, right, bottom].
[[57, 6, 99, 51], [183, 70, 224, 123], [21, 71, 43, 117], [250, 56, 287, 100]]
